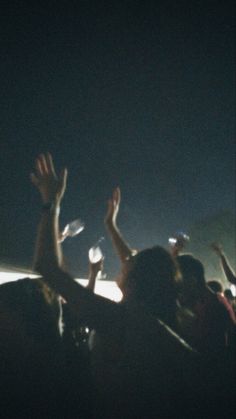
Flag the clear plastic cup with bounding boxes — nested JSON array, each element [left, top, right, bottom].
[[168, 237, 177, 245], [65, 219, 85, 237], [88, 237, 105, 264], [59, 218, 85, 242], [89, 246, 103, 264], [168, 232, 190, 247]]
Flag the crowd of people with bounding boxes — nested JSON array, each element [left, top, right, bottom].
[[0, 153, 235, 418]]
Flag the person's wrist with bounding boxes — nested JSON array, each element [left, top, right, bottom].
[[41, 193, 62, 204], [104, 216, 112, 225], [105, 219, 117, 229], [41, 201, 60, 215]]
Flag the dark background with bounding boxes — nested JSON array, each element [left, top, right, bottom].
[[0, 0, 235, 279]]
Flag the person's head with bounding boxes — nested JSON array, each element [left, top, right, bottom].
[[0, 278, 62, 353], [177, 254, 206, 305], [207, 280, 223, 294], [119, 246, 181, 324]]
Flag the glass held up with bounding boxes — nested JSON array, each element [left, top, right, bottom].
[[59, 218, 85, 243]]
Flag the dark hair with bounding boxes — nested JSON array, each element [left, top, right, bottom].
[[224, 288, 234, 301], [126, 246, 180, 325], [0, 278, 61, 343], [177, 255, 205, 287], [207, 280, 223, 294]]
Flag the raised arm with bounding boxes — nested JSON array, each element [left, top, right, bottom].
[[87, 258, 104, 292], [169, 233, 189, 258], [31, 154, 123, 332], [31, 153, 67, 271], [104, 187, 136, 264], [211, 243, 236, 286]]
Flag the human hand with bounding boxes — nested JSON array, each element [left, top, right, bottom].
[[58, 230, 67, 243], [104, 187, 121, 227], [169, 234, 189, 257], [174, 237, 185, 251], [211, 242, 223, 256], [30, 153, 67, 204]]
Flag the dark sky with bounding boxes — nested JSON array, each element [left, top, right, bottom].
[[0, 0, 235, 277]]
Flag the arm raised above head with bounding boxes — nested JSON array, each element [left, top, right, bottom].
[[42, 267, 123, 333], [31, 153, 67, 271], [31, 154, 123, 333], [105, 187, 136, 264], [211, 243, 236, 285], [87, 258, 104, 292]]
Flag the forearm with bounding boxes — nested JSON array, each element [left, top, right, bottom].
[[42, 268, 123, 332], [106, 221, 133, 264], [87, 271, 98, 292], [33, 203, 63, 272], [220, 254, 236, 285], [31, 153, 67, 272]]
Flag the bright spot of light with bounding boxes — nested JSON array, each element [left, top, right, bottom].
[[230, 285, 236, 297], [77, 279, 123, 302], [0, 270, 123, 302], [0, 271, 38, 284], [168, 238, 177, 245]]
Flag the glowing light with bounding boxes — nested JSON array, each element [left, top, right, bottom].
[[77, 279, 122, 302], [0, 271, 38, 284], [230, 285, 236, 297], [168, 238, 177, 245], [0, 271, 123, 302]]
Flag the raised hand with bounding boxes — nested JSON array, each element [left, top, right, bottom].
[[104, 187, 134, 265], [211, 242, 236, 285], [211, 242, 223, 256], [30, 153, 67, 204], [169, 233, 189, 258], [104, 187, 121, 227], [173, 237, 185, 253]]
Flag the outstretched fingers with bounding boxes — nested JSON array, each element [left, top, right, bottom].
[[39, 154, 49, 174], [31, 153, 67, 204], [35, 157, 44, 177], [35, 153, 57, 177], [31, 155, 45, 186], [45, 152, 56, 176]]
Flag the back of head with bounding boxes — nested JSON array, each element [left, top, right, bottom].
[[0, 277, 62, 344], [126, 246, 180, 325], [0, 278, 65, 417], [177, 254, 206, 304], [207, 280, 223, 294]]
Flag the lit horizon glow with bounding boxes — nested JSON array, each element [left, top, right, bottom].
[[0, 271, 123, 302], [0, 270, 235, 299]]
